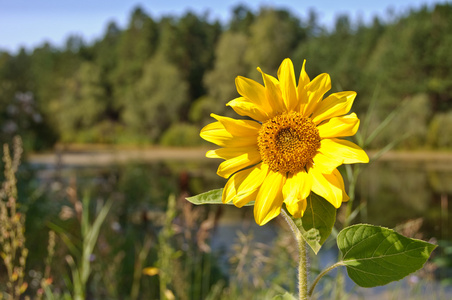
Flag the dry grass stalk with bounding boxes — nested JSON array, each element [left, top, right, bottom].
[[0, 137, 28, 299]]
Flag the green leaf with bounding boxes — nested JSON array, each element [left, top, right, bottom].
[[294, 193, 336, 254], [47, 222, 81, 258], [337, 224, 437, 287], [271, 292, 297, 300], [186, 188, 254, 206], [186, 189, 223, 205]]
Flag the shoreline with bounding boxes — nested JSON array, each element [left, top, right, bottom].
[[26, 146, 452, 167]]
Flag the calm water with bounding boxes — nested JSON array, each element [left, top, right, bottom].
[[29, 150, 451, 240], [24, 150, 452, 297]]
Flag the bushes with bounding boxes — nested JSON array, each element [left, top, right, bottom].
[[160, 124, 204, 147], [428, 110, 452, 149], [370, 94, 432, 150]]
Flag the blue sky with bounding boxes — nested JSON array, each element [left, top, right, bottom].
[[0, 0, 447, 53]]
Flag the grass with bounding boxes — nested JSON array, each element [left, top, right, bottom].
[[0, 136, 450, 299]]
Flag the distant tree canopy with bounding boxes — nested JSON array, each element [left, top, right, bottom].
[[1, 3, 452, 150]]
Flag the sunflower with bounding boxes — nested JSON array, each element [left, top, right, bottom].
[[200, 58, 369, 225]]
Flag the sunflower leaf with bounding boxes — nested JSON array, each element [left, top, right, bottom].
[[294, 193, 336, 254], [337, 224, 437, 287], [186, 189, 224, 205], [186, 188, 254, 206]]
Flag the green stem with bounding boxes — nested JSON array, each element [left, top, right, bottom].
[[343, 164, 359, 228], [281, 210, 308, 300], [308, 262, 344, 297]]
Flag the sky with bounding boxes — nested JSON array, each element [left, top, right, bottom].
[[0, 0, 448, 53]]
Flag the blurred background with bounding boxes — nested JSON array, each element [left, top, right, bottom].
[[0, 0, 451, 299]]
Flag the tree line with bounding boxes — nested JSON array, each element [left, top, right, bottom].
[[1, 3, 452, 151]]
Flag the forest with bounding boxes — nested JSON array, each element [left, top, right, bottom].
[[1, 3, 452, 151]]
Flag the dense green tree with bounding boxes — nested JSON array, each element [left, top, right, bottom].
[[0, 49, 42, 148], [0, 52, 16, 114], [229, 4, 255, 33], [112, 7, 158, 108], [49, 62, 106, 142], [0, 3, 451, 150], [158, 12, 221, 120], [368, 6, 451, 97], [92, 21, 122, 121], [245, 8, 305, 79], [200, 31, 249, 122], [0, 48, 32, 103], [424, 4, 452, 111], [122, 54, 188, 142], [29, 43, 58, 105]]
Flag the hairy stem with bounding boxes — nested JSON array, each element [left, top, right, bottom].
[[309, 262, 344, 297], [281, 209, 308, 300]]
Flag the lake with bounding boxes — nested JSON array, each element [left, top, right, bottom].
[[23, 147, 452, 298]]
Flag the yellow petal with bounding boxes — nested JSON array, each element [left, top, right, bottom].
[[227, 97, 269, 122], [278, 58, 298, 111], [211, 113, 261, 136], [254, 170, 285, 225], [285, 198, 307, 219], [311, 91, 356, 124], [309, 167, 344, 208], [257, 67, 286, 116], [297, 59, 310, 106], [317, 113, 360, 138], [222, 163, 268, 207], [233, 163, 269, 207], [235, 76, 266, 107], [331, 168, 349, 202], [200, 121, 257, 148], [222, 167, 249, 204], [217, 148, 261, 178], [206, 146, 257, 159], [320, 138, 369, 164], [303, 73, 331, 117], [283, 171, 312, 205], [312, 152, 342, 174], [283, 171, 312, 218]]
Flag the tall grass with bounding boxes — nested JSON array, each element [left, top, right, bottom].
[[0, 134, 448, 299], [0, 138, 225, 298], [0, 137, 28, 299]]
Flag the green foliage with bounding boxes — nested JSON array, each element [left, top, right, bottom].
[[428, 110, 452, 149], [50, 62, 107, 142], [186, 188, 254, 206], [294, 194, 336, 254], [188, 186, 438, 297], [11, 156, 231, 298], [2, 4, 452, 149], [123, 54, 189, 142], [203, 31, 249, 119], [337, 224, 437, 288], [245, 8, 304, 78], [48, 195, 112, 300], [160, 123, 203, 147], [112, 7, 158, 103], [188, 96, 216, 124], [371, 94, 431, 149]]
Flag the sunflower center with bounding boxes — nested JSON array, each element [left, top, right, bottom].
[[257, 112, 321, 174]]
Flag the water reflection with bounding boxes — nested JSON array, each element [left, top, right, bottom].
[[24, 151, 451, 297], [27, 154, 451, 253], [358, 160, 451, 241]]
